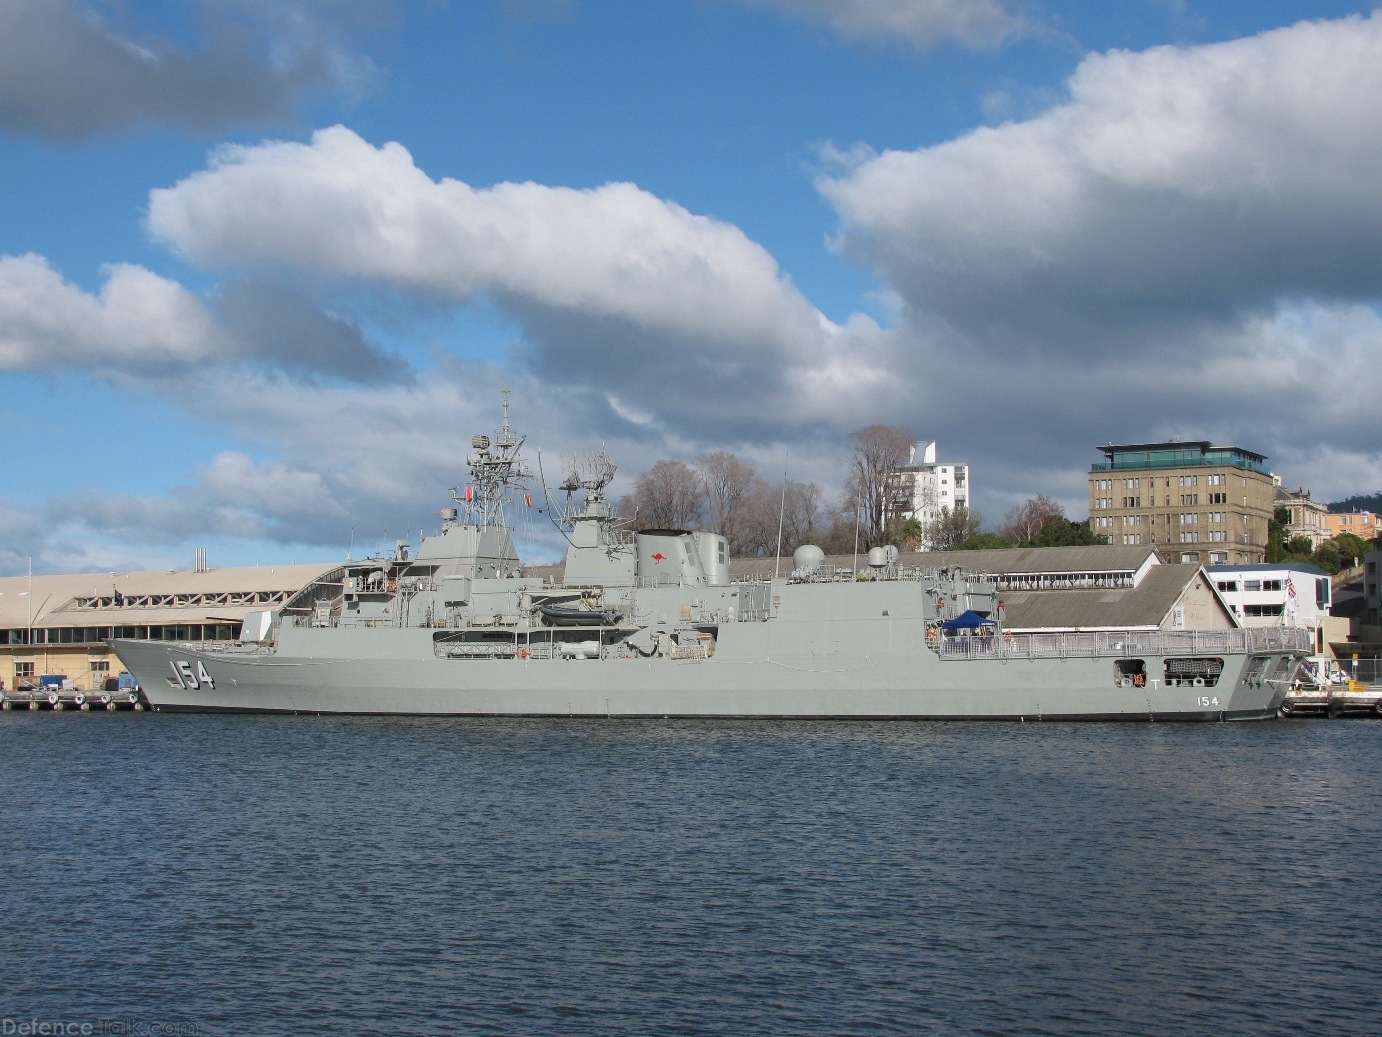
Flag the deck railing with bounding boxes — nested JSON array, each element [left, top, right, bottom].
[[940, 626, 1310, 661]]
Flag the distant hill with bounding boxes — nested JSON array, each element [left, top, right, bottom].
[[1328, 493, 1382, 514]]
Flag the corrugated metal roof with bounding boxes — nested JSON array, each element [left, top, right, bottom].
[[0, 563, 343, 629], [1000, 565, 1219, 631]]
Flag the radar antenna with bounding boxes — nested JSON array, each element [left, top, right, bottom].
[[450, 389, 532, 528], [559, 450, 614, 520]]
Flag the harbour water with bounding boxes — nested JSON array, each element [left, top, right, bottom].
[[2, 714, 1379, 1036]]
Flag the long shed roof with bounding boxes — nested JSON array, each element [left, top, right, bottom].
[[998, 564, 1215, 631], [0, 563, 343, 629]]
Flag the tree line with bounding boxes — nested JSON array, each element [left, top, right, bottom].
[[618, 425, 1105, 558], [1268, 507, 1367, 575]]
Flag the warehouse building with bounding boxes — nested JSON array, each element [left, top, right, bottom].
[[0, 563, 343, 692]]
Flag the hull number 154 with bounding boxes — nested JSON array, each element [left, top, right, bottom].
[[170, 659, 215, 690]]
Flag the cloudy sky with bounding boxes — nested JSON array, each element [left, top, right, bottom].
[[3, 0, 1380, 575]]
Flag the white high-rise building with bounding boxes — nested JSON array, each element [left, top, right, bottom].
[[886, 442, 970, 550]]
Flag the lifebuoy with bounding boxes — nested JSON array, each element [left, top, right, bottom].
[[1132, 674, 1146, 688], [1193, 677, 1205, 687], [516, 648, 530, 660], [74, 692, 85, 706]]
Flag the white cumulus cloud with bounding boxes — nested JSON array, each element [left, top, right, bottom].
[[146, 125, 895, 439], [0, 254, 230, 370], [819, 13, 1382, 349]]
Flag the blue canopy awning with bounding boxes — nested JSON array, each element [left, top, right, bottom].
[[941, 610, 995, 631]]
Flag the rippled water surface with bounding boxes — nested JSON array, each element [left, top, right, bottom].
[[2, 713, 1380, 1036]]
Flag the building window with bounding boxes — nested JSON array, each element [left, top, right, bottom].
[[1262, 580, 1282, 592], [1244, 580, 1261, 591], [15, 662, 34, 679]]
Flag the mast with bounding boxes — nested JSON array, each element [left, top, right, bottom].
[[452, 389, 532, 530]]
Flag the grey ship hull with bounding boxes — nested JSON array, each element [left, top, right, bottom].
[[111, 605, 1302, 722]]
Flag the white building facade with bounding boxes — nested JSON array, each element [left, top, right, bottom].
[[1207, 563, 1332, 653], [886, 441, 970, 550]]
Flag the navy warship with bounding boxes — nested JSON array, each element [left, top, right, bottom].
[[110, 401, 1308, 719]]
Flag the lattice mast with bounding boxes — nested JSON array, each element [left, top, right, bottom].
[[452, 390, 532, 529]]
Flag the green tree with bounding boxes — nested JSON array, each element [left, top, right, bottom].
[[955, 531, 1011, 551], [1028, 518, 1107, 547], [1333, 532, 1368, 566], [1313, 533, 1368, 575], [1267, 506, 1291, 563], [924, 504, 983, 551], [1283, 535, 1315, 559], [893, 517, 925, 551], [1313, 540, 1343, 575]]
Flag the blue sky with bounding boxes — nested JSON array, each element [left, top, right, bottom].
[[3, 0, 1381, 575]]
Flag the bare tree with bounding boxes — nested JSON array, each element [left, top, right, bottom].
[[924, 504, 983, 551], [731, 479, 780, 557], [844, 424, 915, 549], [735, 478, 826, 558], [695, 451, 758, 543], [625, 459, 704, 529], [999, 495, 1066, 544], [779, 479, 823, 556]]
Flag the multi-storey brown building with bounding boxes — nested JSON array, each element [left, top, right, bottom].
[[1326, 510, 1382, 541], [1088, 442, 1274, 566]]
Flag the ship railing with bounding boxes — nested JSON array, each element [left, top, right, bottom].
[[156, 639, 277, 655], [774, 565, 1000, 585], [939, 626, 1311, 660]]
